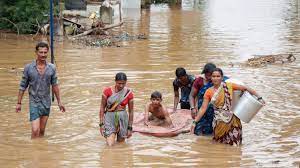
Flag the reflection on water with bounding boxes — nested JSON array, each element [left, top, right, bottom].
[[0, 0, 300, 167]]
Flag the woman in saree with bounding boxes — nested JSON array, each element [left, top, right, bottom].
[[189, 63, 228, 135], [99, 72, 134, 146], [191, 68, 265, 146]]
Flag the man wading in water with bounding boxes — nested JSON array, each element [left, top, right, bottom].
[[16, 41, 65, 139]]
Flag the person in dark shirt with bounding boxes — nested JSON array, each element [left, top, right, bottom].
[[173, 67, 195, 113]]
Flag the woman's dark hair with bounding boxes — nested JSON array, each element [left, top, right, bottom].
[[175, 67, 187, 78], [212, 68, 224, 76], [201, 63, 216, 74], [36, 41, 49, 51], [151, 91, 162, 99], [115, 72, 127, 81]]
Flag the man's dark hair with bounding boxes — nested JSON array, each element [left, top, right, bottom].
[[151, 91, 162, 99], [35, 41, 49, 51], [115, 72, 127, 81], [175, 67, 187, 78]]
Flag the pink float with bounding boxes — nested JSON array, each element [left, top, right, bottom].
[[133, 108, 192, 137]]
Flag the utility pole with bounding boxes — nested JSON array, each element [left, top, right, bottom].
[[50, 0, 55, 102]]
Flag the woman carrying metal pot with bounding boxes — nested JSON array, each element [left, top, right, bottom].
[[191, 68, 265, 146]]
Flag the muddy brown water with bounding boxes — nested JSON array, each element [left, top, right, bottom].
[[0, 0, 300, 167]]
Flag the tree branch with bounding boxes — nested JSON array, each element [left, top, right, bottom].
[[0, 17, 20, 35], [70, 21, 124, 39]]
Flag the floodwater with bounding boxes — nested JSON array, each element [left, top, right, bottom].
[[0, 0, 300, 167]]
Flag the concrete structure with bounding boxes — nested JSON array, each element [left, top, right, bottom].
[[63, 0, 146, 25], [100, 4, 121, 24], [121, 0, 141, 8]]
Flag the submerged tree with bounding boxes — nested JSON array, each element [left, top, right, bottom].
[[0, 0, 49, 34]]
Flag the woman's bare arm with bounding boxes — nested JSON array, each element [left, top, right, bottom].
[[99, 95, 107, 124], [189, 86, 199, 109], [128, 99, 134, 127], [233, 84, 265, 104]]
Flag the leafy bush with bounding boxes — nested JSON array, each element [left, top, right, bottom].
[[0, 0, 50, 34]]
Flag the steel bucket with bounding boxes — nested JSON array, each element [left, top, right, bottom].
[[233, 91, 263, 123], [232, 90, 243, 111], [225, 78, 244, 111]]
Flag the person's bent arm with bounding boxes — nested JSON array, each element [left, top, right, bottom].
[[52, 84, 65, 112], [234, 84, 265, 104], [191, 98, 209, 133], [189, 86, 198, 109], [194, 98, 209, 123], [173, 90, 180, 112], [189, 86, 199, 119]]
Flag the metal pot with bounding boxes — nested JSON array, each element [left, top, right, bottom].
[[232, 90, 243, 111], [233, 91, 263, 123]]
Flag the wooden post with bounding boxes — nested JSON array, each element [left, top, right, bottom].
[[119, 0, 122, 22]]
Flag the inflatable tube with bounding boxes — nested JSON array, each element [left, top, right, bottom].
[[133, 108, 192, 137]]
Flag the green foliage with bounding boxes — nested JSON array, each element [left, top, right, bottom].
[[0, 0, 50, 34]]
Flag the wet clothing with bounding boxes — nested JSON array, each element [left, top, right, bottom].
[[102, 87, 133, 138], [204, 82, 242, 146], [173, 75, 195, 109], [19, 60, 58, 121], [193, 76, 229, 135], [193, 77, 214, 135], [104, 110, 129, 138], [180, 102, 190, 109], [103, 87, 134, 110], [213, 115, 242, 145], [29, 101, 50, 121]]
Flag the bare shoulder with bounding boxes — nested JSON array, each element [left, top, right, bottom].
[[146, 102, 152, 107], [160, 104, 168, 113], [145, 102, 152, 110]]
